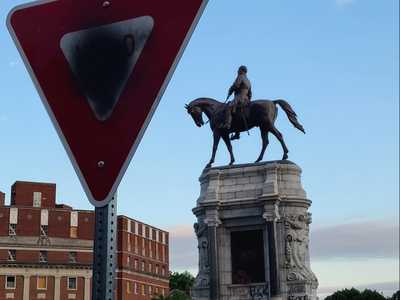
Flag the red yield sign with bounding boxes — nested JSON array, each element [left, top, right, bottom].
[[7, 0, 208, 206]]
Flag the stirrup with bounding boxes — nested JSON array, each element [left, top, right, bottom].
[[230, 133, 240, 140]]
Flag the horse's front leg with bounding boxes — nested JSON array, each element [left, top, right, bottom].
[[221, 134, 235, 165], [255, 127, 269, 163], [206, 132, 221, 168]]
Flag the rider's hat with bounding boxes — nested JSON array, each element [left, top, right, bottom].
[[238, 65, 248, 73]]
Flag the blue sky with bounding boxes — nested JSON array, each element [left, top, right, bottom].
[[0, 0, 398, 296]]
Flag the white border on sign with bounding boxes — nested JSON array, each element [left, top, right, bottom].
[[7, 0, 209, 207]]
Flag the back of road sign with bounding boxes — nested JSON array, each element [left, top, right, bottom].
[[7, 0, 208, 206]]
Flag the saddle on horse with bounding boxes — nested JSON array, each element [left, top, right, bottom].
[[220, 98, 250, 140]]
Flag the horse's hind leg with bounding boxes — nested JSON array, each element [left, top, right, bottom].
[[221, 134, 235, 165], [255, 127, 269, 163], [270, 126, 289, 160]]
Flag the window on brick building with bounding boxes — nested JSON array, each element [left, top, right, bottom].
[[40, 225, 48, 237], [155, 287, 159, 295], [149, 241, 153, 258], [134, 282, 138, 294], [127, 236, 131, 252], [134, 259, 138, 270], [155, 265, 159, 275], [149, 263, 152, 273], [162, 288, 165, 296], [127, 256, 131, 267], [126, 282, 132, 294], [134, 236, 138, 254], [8, 224, 16, 236], [161, 266, 166, 276], [7, 250, 16, 262], [69, 252, 77, 264], [70, 226, 78, 238], [141, 284, 145, 295], [141, 261, 145, 272], [68, 277, 77, 290], [33, 192, 42, 207], [142, 240, 146, 256], [70, 211, 78, 238], [5, 276, 16, 289], [149, 285, 152, 295], [37, 276, 47, 289], [158, 231, 162, 244], [156, 244, 159, 260], [39, 251, 48, 263]]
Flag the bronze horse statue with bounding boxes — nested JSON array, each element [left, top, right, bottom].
[[185, 98, 305, 168]]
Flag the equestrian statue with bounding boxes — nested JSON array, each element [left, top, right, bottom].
[[185, 65, 305, 169]]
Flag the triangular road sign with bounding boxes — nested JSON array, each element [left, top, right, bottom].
[[8, 0, 208, 207]]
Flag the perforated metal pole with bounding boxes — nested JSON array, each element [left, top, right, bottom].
[[92, 195, 117, 300]]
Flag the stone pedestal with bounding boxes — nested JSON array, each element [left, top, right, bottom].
[[191, 161, 318, 300]]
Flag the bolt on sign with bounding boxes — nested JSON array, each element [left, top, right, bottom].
[[7, 0, 208, 206]]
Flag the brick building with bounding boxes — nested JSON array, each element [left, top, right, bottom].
[[0, 181, 169, 300]]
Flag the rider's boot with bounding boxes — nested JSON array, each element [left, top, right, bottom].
[[220, 107, 232, 129]]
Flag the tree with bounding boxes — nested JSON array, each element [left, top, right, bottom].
[[388, 290, 400, 300], [169, 271, 195, 295], [152, 289, 190, 300], [325, 288, 361, 300], [325, 288, 387, 300], [358, 289, 386, 300]]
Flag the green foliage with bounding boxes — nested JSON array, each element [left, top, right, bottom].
[[358, 289, 387, 300], [389, 290, 400, 300], [152, 289, 190, 300], [325, 288, 388, 300], [152, 271, 195, 300], [325, 288, 361, 300], [169, 271, 195, 295]]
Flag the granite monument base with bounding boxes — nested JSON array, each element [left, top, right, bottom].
[[191, 161, 318, 300]]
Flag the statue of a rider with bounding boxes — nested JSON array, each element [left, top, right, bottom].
[[221, 65, 252, 140]]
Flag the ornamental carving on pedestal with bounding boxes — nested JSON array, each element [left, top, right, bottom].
[[283, 213, 318, 285], [193, 221, 210, 288]]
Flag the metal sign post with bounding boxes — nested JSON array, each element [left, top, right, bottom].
[[92, 195, 117, 300]]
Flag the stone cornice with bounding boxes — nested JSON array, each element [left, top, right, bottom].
[[0, 236, 93, 250], [0, 262, 92, 270]]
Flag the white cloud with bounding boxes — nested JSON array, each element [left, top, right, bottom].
[[168, 224, 197, 271], [167, 219, 399, 296], [168, 219, 399, 272], [310, 219, 399, 259]]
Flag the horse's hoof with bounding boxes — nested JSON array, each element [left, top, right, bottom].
[[229, 161, 235, 166], [282, 154, 288, 160]]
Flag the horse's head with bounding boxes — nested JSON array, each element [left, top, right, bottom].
[[185, 103, 204, 127]]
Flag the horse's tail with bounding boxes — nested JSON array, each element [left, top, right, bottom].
[[273, 100, 305, 134]]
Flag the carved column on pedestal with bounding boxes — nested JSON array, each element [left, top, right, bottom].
[[205, 210, 221, 300], [283, 213, 318, 292], [262, 198, 281, 299]]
